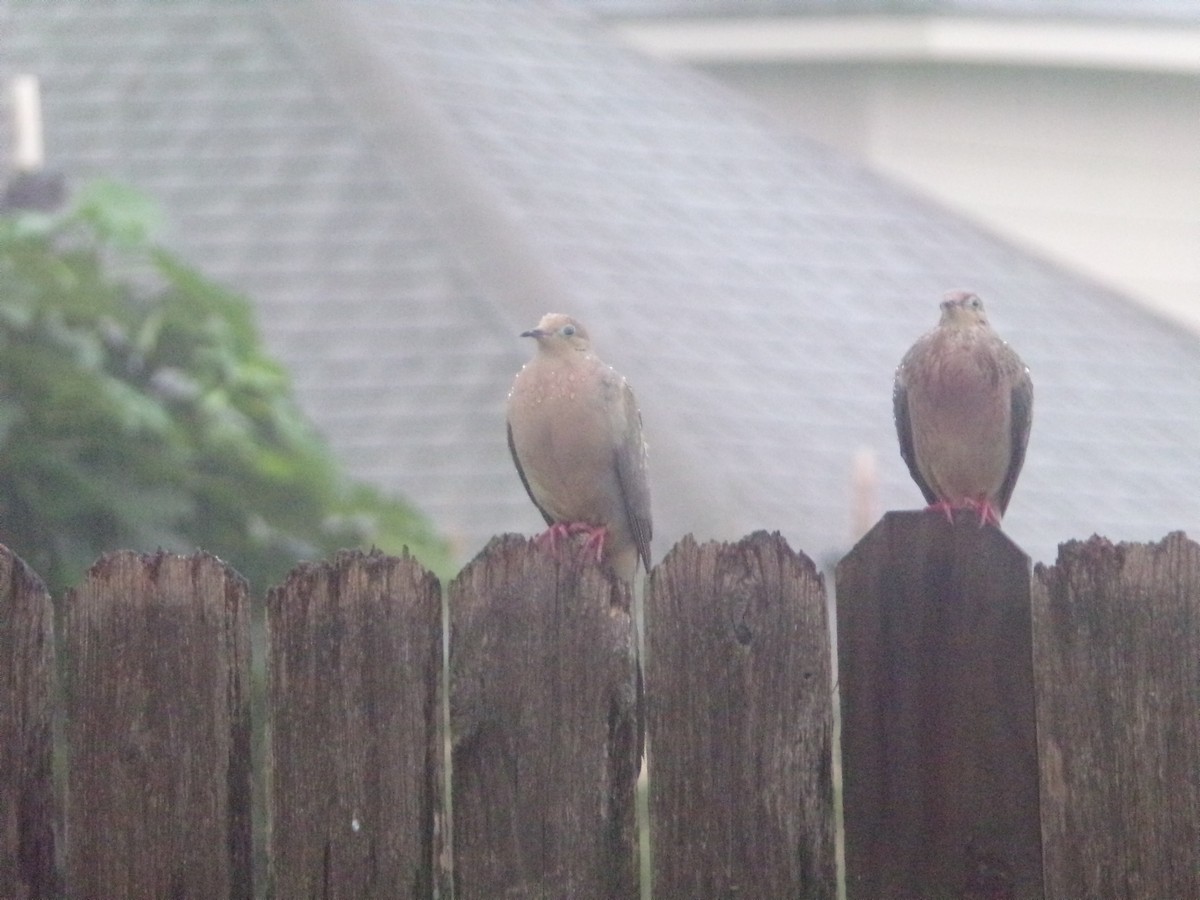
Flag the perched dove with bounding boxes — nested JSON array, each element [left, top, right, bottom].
[[506, 313, 652, 582], [893, 291, 1033, 526]]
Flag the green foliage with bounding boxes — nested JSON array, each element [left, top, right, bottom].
[[0, 180, 452, 594]]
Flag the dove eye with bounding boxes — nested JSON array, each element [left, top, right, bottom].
[[561, 324, 576, 337]]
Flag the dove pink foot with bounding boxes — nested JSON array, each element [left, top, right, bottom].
[[577, 524, 609, 563], [963, 497, 1002, 527], [536, 521, 607, 562], [535, 521, 574, 554], [925, 498, 1002, 527]]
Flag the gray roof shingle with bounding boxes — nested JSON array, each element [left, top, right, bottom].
[[3, 0, 1198, 568]]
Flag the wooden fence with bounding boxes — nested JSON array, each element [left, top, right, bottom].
[[2, 513, 1198, 898]]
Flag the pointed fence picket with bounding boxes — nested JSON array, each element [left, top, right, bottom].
[[1, 522, 1197, 898], [265, 550, 441, 897], [647, 532, 836, 898], [61, 552, 253, 898]]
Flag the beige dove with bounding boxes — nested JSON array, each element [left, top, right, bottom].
[[507, 313, 652, 582], [893, 291, 1033, 526]]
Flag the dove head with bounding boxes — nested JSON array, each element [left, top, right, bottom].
[[938, 291, 989, 328], [521, 313, 591, 355]]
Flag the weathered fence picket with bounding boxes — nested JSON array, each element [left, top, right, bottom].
[[1034, 532, 1200, 898], [62, 551, 252, 898], [647, 532, 837, 898], [265, 549, 441, 898], [2, 522, 1199, 899], [836, 512, 1043, 899], [0, 545, 56, 899], [448, 535, 641, 899]]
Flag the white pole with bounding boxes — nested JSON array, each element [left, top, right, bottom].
[[851, 447, 878, 541], [12, 75, 45, 172]]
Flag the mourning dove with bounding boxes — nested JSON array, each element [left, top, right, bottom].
[[893, 291, 1033, 526], [506, 313, 652, 582]]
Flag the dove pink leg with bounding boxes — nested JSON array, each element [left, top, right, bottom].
[[536, 521, 607, 562], [926, 498, 1002, 527], [964, 497, 1002, 527], [535, 521, 574, 553], [576, 524, 608, 563]]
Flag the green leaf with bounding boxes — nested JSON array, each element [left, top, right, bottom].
[[74, 179, 164, 247], [0, 178, 451, 594]]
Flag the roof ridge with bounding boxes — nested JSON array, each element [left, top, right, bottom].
[[268, 2, 578, 332]]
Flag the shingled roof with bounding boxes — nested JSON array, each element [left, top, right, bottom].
[[4, 0, 1198, 568]]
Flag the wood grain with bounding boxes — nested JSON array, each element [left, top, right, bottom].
[[448, 534, 640, 900], [63, 551, 252, 899], [648, 532, 837, 899], [0, 545, 57, 898], [1035, 532, 1200, 898], [266, 549, 441, 898], [836, 511, 1042, 899]]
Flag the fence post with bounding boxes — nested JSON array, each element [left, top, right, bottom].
[[0, 545, 57, 899], [836, 511, 1043, 899], [62, 551, 252, 898], [1035, 532, 1200, 897], [647, 532, 837, 898], [265, 549, 441, 898], [448, 535, 641, 900]]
